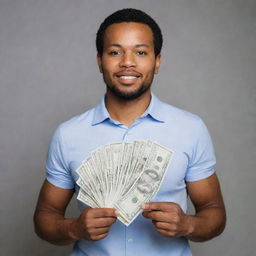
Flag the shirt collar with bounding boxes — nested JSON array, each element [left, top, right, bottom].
[[143, 93, 165, 122], [92, 95, 110, 125], [91, 93, 165, 126]]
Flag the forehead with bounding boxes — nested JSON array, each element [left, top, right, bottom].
[[103, 22, 154, 48]]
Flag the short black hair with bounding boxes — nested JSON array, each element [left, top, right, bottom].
[[96, 8, 163, 57]]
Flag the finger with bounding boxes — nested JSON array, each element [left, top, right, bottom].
[[94, 232, 108, 240], [92, 217, 117, 228], [142, 202, 178, 212], [156, 228, 177, 238], [87, 208, 117, 218], [153, 221, 177, 232], [142, 210, 168, 222], [90, 227, 109, 236], [88, 231, 109, 241]]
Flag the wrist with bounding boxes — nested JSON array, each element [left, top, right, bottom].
[[67, 218, 81, 241], [184, 215, 195, 238]]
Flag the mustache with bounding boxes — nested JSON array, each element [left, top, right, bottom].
[[115, 69, 142, 77]]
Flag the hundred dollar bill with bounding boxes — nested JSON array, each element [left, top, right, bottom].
[[77, 179, 100, 208], [120, 140, 153, 197], [115, 142, 174, 226], [75, 140, 174, 226]]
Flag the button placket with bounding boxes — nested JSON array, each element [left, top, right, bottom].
[[122, 127, 132, 141]]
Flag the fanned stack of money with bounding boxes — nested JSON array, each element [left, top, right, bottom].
[[75, 140, 174, 226]]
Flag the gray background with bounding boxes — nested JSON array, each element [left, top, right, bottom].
[[0, 0, 255, 255]]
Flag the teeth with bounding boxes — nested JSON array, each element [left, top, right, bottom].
[[119, 76, 137, 79]]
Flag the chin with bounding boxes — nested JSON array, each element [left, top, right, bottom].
[[107, 84, 150, 100]]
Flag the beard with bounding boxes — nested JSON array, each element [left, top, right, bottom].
[[103, 72, 155, 100], [106, 83, 151, 100]]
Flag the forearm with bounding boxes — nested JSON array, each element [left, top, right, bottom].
[[186, 206, 226, 242], [34, 210, 78, 246]]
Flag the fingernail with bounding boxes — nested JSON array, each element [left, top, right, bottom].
[[115, 210, 120, 216]]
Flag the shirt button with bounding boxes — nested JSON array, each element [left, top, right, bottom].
[[128, 238, 133, 242]]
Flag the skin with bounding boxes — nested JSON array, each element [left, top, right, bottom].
[[142, 173, 226, 241], [97, 22, 161, 127], [34, 180, 116, 244], [34, 22, 226, 245]]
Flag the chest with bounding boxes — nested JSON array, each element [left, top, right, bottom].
[[67, 122, 191, 201]]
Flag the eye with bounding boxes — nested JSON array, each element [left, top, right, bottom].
[[109, 50, 121, 56], [136, 51, 147, 56]]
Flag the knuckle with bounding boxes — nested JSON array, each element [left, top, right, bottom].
[[89, 228, 97, 236], [171, 223, 179, 231], [172, 206, 179, 213], [85, 220, 93, 229], [86, 228, 94, 236], [155, 222, 162, 228], [172, 216, 179, 224], [171, 225, 178, 232], [170, 212, 180, 223], [168, 231, 176, 237], [151, 212, 158, 219], [174, 215, 181, 223]]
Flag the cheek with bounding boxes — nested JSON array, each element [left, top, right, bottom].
[[142, 65, 157, 77], [139, 59, 157, 72], [102, 58, 119, 71], [101, 68, 113, 79]]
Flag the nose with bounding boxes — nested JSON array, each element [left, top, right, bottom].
[[119, 52, 136, 68]]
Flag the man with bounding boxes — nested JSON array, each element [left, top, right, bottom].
[[34, 8, 226, 256]]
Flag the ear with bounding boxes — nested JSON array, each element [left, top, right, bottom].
[[154, 54, 161, 74], [96, 54, 103, 73]]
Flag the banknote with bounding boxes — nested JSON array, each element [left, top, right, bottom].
[[115, 142, 173, 225], [75, 140, 174, 225]]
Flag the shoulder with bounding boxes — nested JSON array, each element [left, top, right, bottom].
[[158, 99, 206, 130], [54, 107, 95, 138]]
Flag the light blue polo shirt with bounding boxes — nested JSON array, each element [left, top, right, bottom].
[[46, 93, 216, 256]]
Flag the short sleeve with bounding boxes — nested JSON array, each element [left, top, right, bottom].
[[45, 125, 75, 189], [185, 119, 216, 182]]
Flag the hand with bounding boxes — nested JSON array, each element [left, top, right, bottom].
[[71, 207, 117, 241], [142, 202, 193, 238]]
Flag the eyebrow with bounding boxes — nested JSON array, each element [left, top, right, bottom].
[[107, 44, 150, 48]]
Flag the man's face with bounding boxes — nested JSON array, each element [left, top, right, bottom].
[[97, 22, 161, 100]]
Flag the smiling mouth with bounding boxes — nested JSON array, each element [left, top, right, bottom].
[[116, 75, 140, 85], [115, 71, 141, 84], [118, 75, 138, 79]]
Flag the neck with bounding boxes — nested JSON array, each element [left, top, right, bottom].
[[105, 90, 151, 127]]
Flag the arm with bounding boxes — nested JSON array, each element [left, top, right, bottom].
[[142, 173, 226, 242], [33, 180, 117, 245], [185, 172, 226, 241]]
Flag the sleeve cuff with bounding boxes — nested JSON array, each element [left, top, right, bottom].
[[46, 173, 75, 189], [185, 168, 216, 182]]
